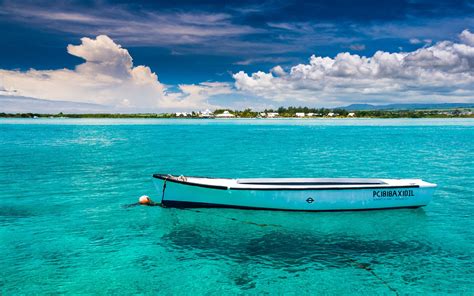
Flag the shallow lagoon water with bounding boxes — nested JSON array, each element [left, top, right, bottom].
[[0, 118, 473, 294]]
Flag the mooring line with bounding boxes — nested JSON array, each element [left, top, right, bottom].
[[343, 256, 399, 295], [161, 178, 168, 205], [122, 203, 140, 208]]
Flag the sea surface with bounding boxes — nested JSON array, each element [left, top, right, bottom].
[[0, 118, 473, 294]]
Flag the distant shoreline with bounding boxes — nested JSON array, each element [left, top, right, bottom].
[[1, 113, 473, 119]]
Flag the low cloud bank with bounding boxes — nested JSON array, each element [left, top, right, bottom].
[[234, 30, 474, 106]]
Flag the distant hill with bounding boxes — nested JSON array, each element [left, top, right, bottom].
[[339, 103, 474, 111], [0, 95, 108, 113]]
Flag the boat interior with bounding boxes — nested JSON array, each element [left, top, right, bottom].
[[236, 178, 387, 186]]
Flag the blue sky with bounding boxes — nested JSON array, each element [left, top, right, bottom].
[[0, 0, 473, 112]]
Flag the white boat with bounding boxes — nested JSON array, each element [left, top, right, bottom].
[[152, 174, 436, 211]]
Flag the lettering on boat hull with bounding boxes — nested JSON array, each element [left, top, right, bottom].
[[373, 189, 414, 200]]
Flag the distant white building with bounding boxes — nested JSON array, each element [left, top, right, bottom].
[[295, 112, 305, 117], [348, 112, 356, 117], [199, 109, 214, 118], [215, 110, 235, 118], [327, 112, 335, 117], [307, 113, 314, 117], [259, 112, 266, 117], [175, 112, 190, 117], [267, 112, 279, 118]]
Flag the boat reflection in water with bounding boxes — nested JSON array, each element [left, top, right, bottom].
[[161, 208, 429, 260]]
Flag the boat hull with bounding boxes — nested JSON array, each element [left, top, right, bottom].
[[153, 177, 435, 211]]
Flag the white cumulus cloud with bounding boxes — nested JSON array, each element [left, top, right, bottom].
[[0, 35, 230, 111], [233, 30, 474, 106], [460, 29, 474, 46]]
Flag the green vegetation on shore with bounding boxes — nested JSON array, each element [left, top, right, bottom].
[[1, 106, 473, 119], [0, 112, 172, 119]]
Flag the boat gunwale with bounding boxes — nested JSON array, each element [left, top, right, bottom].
[[152, 174, 421, 191]]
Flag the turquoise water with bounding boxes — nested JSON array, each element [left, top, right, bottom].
[[0, 118, 473, 294]]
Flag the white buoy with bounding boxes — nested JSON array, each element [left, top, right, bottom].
[[139, 195, 151, 205]]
